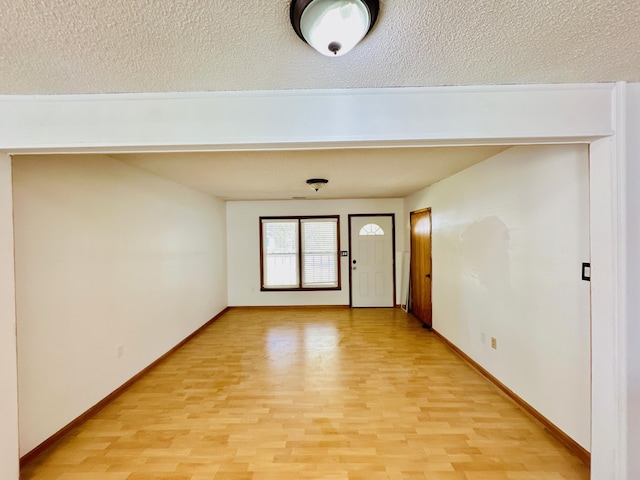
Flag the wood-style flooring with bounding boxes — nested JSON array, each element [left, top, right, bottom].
[[21, 307, 589, 479]]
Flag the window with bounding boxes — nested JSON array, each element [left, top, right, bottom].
[[359, 223, 384, 236], [260, 216, 340, 290]]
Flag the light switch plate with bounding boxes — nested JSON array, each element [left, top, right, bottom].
[[582, 262, 591, 281]]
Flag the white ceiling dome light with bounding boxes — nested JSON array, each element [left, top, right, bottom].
[[290, 0, 379, 57], [306, 178, 329, 191]]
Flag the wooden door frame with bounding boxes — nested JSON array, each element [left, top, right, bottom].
[[409, 208, 432, 327], [348, 213, 396, 307]]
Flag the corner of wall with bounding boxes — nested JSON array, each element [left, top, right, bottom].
[[0, 153, 19, 479], [624, 82, 640, 480]]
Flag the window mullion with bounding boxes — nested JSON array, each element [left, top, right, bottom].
[[297, 219, 303, 288]]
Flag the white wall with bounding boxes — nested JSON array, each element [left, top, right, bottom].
[[404, 144, 591, 449], [13, 154, 228, 455], [626, 84, 640, 478], [0, 154, 19, 480], [227, 198, 404, 306]]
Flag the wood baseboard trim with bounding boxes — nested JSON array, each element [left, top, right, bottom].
[[431, 328, 591, 466], [20, 307, 230, 467], [228, 305, 401, 310], [228, 305, 350, 310]]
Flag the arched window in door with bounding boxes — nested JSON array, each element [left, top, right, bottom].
[[359, 223, 384, 236]]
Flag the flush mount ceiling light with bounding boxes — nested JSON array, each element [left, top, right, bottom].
[[306, 178, 329, 191], [290, 0, 379, 57]]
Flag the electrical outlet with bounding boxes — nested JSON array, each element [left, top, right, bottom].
[[491, 337, 497, 350], [116, 345, 124, 358]]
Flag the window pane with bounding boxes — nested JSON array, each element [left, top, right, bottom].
[[301, 219, 338, 288], [263, 220, 299, 287], [359, 223, 384, 236]]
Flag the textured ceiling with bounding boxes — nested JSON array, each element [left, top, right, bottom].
[[113, 146, 509, 201], [0, 0, 639, 95]]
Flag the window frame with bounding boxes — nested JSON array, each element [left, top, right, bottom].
[[260, 215, 341, 291]]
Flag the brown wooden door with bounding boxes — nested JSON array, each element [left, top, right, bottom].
[[410, 208, 432, 327]]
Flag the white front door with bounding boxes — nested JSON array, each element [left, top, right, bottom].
[[349, 215, 395, 307]]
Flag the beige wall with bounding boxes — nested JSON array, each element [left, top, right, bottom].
[[0, 154, 19, 479], [13, 154, 228, 455], [405, 144, 591, 449]]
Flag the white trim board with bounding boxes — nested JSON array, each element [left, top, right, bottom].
[[0, 83, 629, 479], [0, 153, 19, 480], [0, 84, 614, 152]]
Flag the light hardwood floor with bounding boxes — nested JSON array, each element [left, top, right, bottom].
[[21, 307, 589, 480]]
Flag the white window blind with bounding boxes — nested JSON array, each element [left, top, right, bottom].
[[263, 220, 299, 288], [301, 218, 338, 288], [261, 216, 339, 290]]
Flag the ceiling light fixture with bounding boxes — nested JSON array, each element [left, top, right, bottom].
[[290, 0, 379, 57], [306, 178, 329, 191]]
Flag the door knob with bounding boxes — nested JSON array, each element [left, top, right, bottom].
[[425, 274, 431, 278]]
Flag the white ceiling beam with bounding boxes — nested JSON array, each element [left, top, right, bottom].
[[0, 84, 614, 154]]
